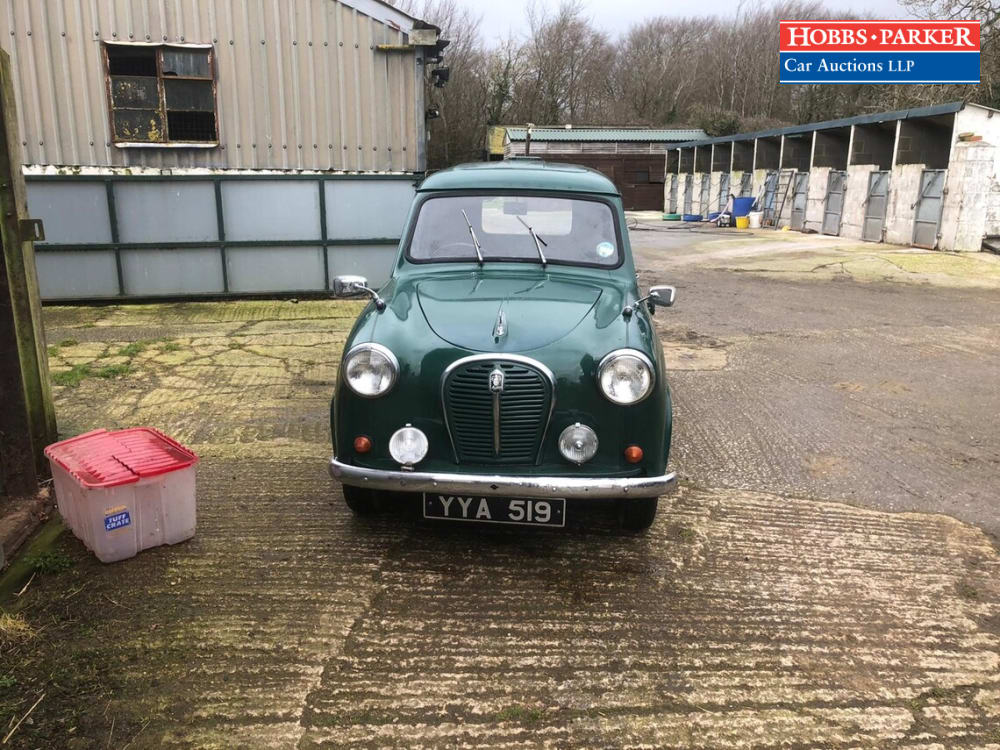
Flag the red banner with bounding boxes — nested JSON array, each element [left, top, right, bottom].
[[779, 20, 980, 52]]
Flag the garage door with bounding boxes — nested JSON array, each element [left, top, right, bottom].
[[862, 171, 890, 243], [718, 173, 731, 211], [822, 170, 847, 236], [762, 171, 779, 223], [912, 169, 946, 249], [790, 172, 809, 231]]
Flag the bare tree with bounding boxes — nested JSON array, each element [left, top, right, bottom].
[[516, 1, 615, 123], [391, 0, 1000, 169], [611, 17, 711, 125], [483, 38, 523, 125], [899, 0, 999, 107], [394, 0, 490, 165]]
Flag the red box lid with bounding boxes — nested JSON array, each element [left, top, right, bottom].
[[44, 428, 198, 489]]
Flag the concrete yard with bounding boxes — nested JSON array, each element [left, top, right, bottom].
[[2, 226, 999, 748]]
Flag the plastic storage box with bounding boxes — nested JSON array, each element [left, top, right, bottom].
[[44, 428, 199, 563]]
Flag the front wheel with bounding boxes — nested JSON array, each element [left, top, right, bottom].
[[617, 497, 658, 532], [342, 484, 378, 516]]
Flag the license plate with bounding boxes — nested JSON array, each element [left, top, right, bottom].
[[423, 494, 565, 527]]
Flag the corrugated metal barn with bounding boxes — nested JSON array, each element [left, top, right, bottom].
[[665, 101, 1000, 252], [0, 0, 447, 300], [501, 126, 706, 210]]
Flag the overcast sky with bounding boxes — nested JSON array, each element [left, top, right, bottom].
[[461, 0, 914, 43]]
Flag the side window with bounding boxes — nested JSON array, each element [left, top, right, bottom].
[[104, 44, 218, 146]]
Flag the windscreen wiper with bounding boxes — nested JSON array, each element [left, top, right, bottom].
[[461, 209, 485, 265], [516, 215, 547, 266]]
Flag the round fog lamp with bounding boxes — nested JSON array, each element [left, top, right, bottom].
[[558, 423, 598, 465], [388, 424, 428, 466]]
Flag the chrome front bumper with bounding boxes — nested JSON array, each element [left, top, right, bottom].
[[328, 457, 677, 499]]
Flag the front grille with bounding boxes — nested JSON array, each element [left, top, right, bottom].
[[443, 359, 552, 464]]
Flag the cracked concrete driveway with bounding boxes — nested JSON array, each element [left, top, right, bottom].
[[1, 226, 999, 749]]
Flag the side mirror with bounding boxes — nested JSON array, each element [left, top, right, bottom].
[[332, 274, 387, 311], [648, 285, 676, 308], [333, 275, 368, 297]]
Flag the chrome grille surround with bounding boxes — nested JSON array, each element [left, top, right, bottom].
[[441, 354, 556, 465]]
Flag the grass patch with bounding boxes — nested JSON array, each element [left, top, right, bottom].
[[228, 340, 243, 349], [51, 364, 92, 387], [0, 613, 35, 642], [116, 341, 148, 358], [53, 362, 130, 385], [956, 581, 979, 601], [25, 549, 74, 575], [159, 340, 182, 352], [48, 338, 81, 357], [309, 708, 388, 727], [667, 523, 698, 544], [494, 705, 544, 723], [94, 363, 131, 379]]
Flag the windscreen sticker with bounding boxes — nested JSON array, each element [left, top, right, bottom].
[[596, 241, 614, 258], [105, 506, 132, 532]]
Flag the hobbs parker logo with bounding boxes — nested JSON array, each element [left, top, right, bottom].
[[779, 20, 980, 84]]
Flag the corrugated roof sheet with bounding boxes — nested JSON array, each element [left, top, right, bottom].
[[668, 101, 980, 149], [505, 127, 706, 143]]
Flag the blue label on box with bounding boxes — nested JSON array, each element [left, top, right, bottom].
[[105, 510, 131, 531]]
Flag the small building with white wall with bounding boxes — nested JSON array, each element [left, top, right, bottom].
[[664, 101, 1000, 252]]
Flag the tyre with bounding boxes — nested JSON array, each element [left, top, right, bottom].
[[617, 497, 658, 532], [342, 484, 378, 516]]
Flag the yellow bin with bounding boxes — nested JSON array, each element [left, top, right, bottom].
[[735, 216, 750, 229]]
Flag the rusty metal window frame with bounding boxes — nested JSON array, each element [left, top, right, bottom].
[[102, 42, 219, 149]]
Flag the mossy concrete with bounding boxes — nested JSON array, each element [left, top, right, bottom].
[[0, 241, 998, 747], [633, 226, 1000, 288]]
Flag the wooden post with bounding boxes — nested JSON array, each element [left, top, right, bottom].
[[0, 48, 56, 485], [0, 217, 37, 496]]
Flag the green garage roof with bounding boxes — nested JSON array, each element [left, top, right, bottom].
[[668, 101, 982, 149], [505, 127, 706, 143]]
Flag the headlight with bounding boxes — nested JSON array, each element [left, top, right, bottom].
[[559, 423, 599, 464], [342, 343, 398, 397], [389, 424, 428, 466], [597, 349, 654, 405]]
